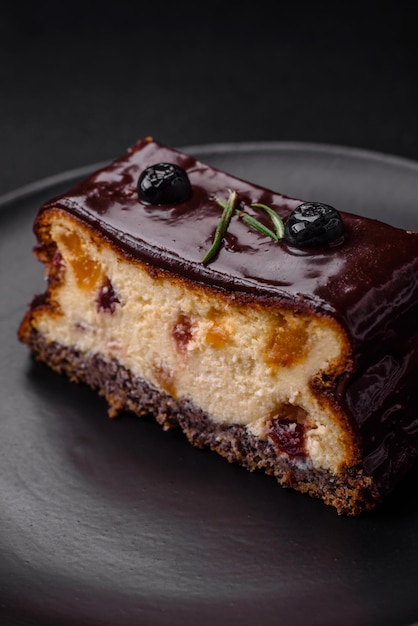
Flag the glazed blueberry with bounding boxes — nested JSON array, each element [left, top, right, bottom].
[[284, 202, 345, 248], [137, 162, 192, 205]]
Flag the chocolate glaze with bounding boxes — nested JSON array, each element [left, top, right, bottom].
[[39, 138, 418, 492]]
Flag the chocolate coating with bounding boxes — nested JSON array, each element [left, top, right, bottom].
[[40, 137, 418, 490], [42, 139, 418, 339]]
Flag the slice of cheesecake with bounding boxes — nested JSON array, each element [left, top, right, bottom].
[[18, 137, 418, 515]]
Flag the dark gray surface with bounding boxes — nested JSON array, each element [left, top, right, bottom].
[[1, 143, 418, 626]]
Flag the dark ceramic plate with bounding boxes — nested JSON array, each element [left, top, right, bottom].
[[1, 142, 418, 626]]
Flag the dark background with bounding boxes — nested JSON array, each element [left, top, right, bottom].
[[1, 0, 418, 196]]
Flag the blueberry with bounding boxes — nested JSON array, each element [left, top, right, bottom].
[[284, 202, 345, 248], [137, 162, 192, 205]]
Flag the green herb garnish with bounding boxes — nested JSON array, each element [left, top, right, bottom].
[[239, 213, 279, 240], [250, 202, 285, 240], [201, 190, 237, 265], [235, 211, 277, 241], [201, 192, 285, 265]]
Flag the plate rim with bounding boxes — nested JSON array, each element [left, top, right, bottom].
[[2, 139, 418, 210], [2, 139, 418, 625]]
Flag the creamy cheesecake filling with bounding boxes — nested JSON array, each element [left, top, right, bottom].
[[33, 213, 354, 473]]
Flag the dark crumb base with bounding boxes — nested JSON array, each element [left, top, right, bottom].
[[24, 330, 381, 516]]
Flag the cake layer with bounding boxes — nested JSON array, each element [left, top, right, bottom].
[[22, 209, 354, 473]]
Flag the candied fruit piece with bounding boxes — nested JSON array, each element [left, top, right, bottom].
[[152, 362, 176, 397], [70, 256, 103, 290], [51, 249, 63, 269], [204, 324, 230, 348], [96, 277, 120, 313], [59, 230, 83, 255], [172, 313, 193, 352], [45, 250, 65, 286], [265, 319, 308, 367], [58, 230, 103, 290], [269, 418, 306, 457]]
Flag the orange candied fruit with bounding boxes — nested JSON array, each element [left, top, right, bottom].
[[59, 231, 83, 255], [70, 257, 103, 290], [265, 320, 308, 367], [152, 362, 176, 397], [204, 324, 230, 349], [58, 231, 103, 290]]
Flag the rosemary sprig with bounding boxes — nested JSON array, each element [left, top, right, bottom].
[[250, 202, 285, 240], [201, 192, 286, 265], [239, 213, 279, 240], [201, 190, 237, 265]]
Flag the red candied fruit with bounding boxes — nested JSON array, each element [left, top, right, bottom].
[[96, 277, 119, 313], [45, 249, 64, 287], [172, 313, 193, 351], [52, 250, 63, 270], [269, 418, 306, 457]]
